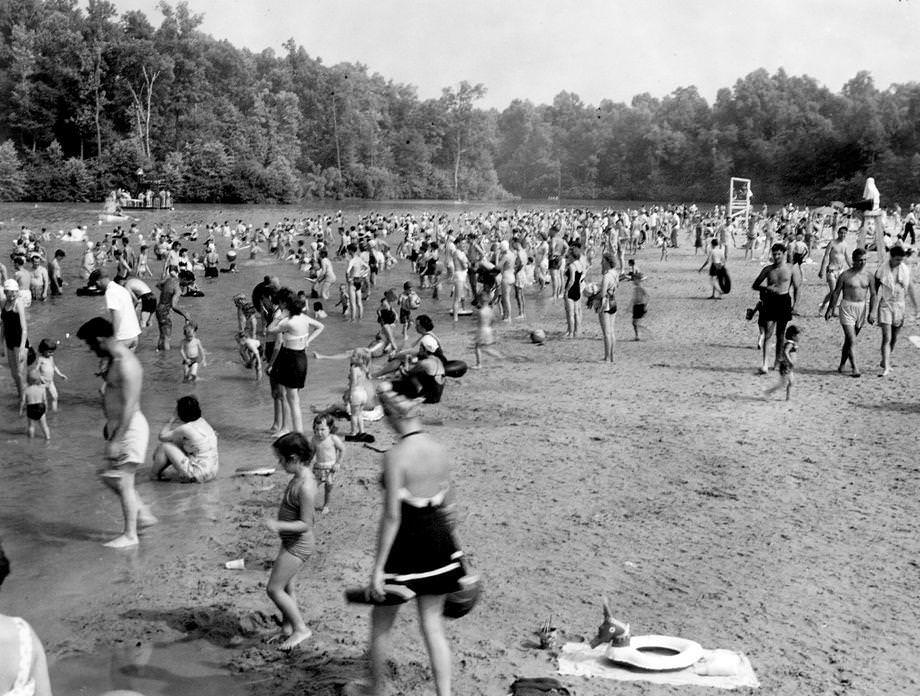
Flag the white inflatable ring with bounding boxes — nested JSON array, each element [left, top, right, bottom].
[[605, 634, 704, 671]]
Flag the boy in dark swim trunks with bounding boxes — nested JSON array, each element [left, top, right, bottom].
[[20, 371, 50, 439], [630, 272, 649, 340]]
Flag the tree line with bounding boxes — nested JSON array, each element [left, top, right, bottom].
[[1, 0, 918, 205]]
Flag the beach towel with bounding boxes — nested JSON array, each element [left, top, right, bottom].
[[558, 642, 759, 690]]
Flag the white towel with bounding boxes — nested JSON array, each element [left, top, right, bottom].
[[558, 642, 760, 690]]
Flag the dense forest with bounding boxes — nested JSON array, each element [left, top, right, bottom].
[[1, 0, 919, 205]]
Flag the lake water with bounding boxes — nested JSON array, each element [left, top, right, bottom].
[[0, 199, 629, 695]]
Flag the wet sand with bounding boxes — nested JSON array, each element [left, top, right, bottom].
[[1, 204, 919, 695]]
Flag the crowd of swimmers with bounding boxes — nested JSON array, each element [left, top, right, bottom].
[[2, 196, 919, 695]]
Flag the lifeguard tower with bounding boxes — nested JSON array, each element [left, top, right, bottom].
[[729, 177, 753, 232]]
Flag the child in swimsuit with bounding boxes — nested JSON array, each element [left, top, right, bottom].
[[630, 273, 649, 341], [335, 284, 350, 316], [20, 371, 50, 440], [180, 323, 207, 382], [347, 348, 372, 438], [237, 331, 262, 381], [35, 338, 67, 412], [398, 281, 421, 340], [473, 290, 503, 368], [264, 432, 316, 651], [765, 324, 799, 401], [310, 414, 345, 514]]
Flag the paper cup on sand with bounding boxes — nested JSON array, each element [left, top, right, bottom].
[[225, 558, 245, 570]]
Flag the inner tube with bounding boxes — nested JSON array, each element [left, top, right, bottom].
[[605, 634, 704, 671], [443, 359, 468, 378]]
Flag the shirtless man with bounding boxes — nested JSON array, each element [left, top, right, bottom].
[[752, 243, 801, 374], [825, 248, 873, 377], [547, 227, 568, 301], [449, 238, 469, 322], [122, 275, 157, 329], [155, 266, 189, 350], [868, 244, 916, 377], [818, 226, 851, 316], [76, 317, 156, 548], [28, 255, 50, 302]]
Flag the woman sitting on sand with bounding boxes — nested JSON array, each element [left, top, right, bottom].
[[151, 395, 220, 483], [0, 542, 53, 696], [346, 384, 465, 696], [373, 314, 446, 404]]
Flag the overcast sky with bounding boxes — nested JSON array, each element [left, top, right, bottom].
[[103, 0, 920, 109]]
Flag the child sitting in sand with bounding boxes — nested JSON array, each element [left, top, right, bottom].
[[310, 414, 345, 514], [312, 302, 328, 319], [180, 322, 207, 382], [20, 371, 50, 440], [264, 432, 316, 651], [765, 324, 799, 401], [35, 338, 67, 411]]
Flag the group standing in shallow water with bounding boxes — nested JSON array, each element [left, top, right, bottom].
[[4, 196, 920, 694]]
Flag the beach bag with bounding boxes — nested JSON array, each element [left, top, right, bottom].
[[508, 677, 572, 696]]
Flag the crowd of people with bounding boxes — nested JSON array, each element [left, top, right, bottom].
[[1, 195, 918, 695]]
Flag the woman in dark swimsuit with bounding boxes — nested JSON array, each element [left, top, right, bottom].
[[348, 385, 465, 696], [563, 245, 586, 338], [1, 280, 28, 397]]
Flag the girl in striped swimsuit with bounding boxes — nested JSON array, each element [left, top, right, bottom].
[[264, 432, 317, 651]]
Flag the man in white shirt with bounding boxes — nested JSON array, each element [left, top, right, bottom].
[[97, 267, 142, 350]]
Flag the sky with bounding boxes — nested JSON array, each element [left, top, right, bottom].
[[102, 0, 920, 109]]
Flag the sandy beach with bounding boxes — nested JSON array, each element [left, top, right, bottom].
[[2, 205, 919, 695]]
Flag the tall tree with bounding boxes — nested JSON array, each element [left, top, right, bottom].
[[440, 81, 487, 199]]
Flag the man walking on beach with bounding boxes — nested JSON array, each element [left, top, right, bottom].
[[868, 244, 916, 377], [752, 243, 800, 374], [818, 226, 851, 316], [77, 317, 157, 548], [825, 248, 873, 377]]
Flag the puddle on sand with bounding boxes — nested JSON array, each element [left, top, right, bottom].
[[51, 639, 253, 696]]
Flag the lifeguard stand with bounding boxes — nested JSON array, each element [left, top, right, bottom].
[[729, 177, 752, 232]]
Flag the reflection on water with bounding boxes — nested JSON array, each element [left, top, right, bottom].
[[51, 638, 251, 696]]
